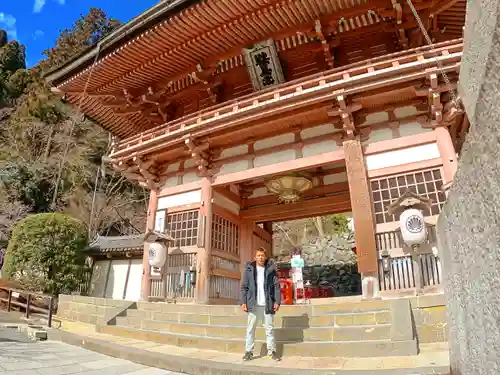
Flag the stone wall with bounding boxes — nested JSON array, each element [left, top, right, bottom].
[[438, 0, 500, 374], [409, 294, 448, 344], [57, 295, 133, 325]]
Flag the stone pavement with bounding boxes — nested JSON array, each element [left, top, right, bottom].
[[0, 328, 182, 375], [0, 326, 34, 343]]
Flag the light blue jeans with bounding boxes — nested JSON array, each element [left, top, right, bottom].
[[245, 305, 275, 354]]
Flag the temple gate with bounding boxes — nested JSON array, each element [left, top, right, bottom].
[[45, 0, 466, 304]]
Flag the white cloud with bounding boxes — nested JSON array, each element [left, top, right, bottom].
[[33, 0, 46, 13], [57, 0, 66, 4], [0, 12, 17, 40], [33, 29, 44, 40]]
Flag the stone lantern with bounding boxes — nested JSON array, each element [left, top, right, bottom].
[[387, 190, 432, 296]]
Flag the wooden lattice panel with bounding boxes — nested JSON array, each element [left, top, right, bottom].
[[371, 168, 447, 224], [211, 256, 239, 273], [375, 227, 438, 253], [166, 210, 199, 247], [377, 253, 442, 291], [211, 214, 239, 254], [149, 252, 197, 299], [209, 275, 240, 300]]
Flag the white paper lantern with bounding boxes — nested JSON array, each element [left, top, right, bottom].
[[148, 242, 167, 268], [399, 208, 427, 246]]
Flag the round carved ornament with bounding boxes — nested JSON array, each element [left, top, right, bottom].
[[405, 215, 424, 234]]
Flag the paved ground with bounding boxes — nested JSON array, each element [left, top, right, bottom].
[[0, 328, 182, 375]]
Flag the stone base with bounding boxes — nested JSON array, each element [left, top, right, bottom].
[[361, 275, 381, 300], [52, 328, 450, 375], [56, 293, 449, 351]]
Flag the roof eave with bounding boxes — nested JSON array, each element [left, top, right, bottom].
[[44, 0, 199, 86]]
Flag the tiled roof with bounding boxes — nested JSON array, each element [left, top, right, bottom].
[[87, 234, 145, 253]]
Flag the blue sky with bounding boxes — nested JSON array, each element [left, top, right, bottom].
[[0, 0, 158, 67]]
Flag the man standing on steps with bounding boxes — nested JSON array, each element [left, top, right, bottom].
[[240, 247, 281, 361]]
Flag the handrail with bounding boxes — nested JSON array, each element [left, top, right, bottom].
[[0, 287, 55, 328], [109, 39, 463, 160]]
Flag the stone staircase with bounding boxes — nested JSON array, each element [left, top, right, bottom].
[[56, 297, 132, 326], [98, 299, 418, 358]]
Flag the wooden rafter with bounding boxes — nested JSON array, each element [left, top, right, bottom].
[[392, 0, 409, 48], [114, 156, 159, 189], [96, 4, 397, 107], [430, 0, 461, 16], [134, 156, 159, 190], [189, 64, 222, 104], [153, 109, 434, 181], [329, 94, 361, 139], [184, 137, 212, 177], [314, 20, 334, 68], [428, 73, 443, 125], [415, 67, 464, 131], [108, 40, 462, 164], [50, 0, 466, 139], [58, 0, 403, 96]]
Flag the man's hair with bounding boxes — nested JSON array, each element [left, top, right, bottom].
[[255, 247, 267, 254]]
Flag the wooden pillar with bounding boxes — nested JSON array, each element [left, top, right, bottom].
[[263, 221, 273, 234], [435, 126, 458, 184], [196, 177, 213, 304], [141, 189, 158, 301], [343, 138, 380, 299], [240, 220, 254, 276]]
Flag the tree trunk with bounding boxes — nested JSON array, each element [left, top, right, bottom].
[[315, 216, 325, 237], [43, 123, 55, 161], [301, 226, 308, 245]]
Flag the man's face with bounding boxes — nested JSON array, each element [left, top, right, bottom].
[[255, 250, 267, 266]]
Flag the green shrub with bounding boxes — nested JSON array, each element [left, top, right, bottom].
[[3, 213, 88, 295]]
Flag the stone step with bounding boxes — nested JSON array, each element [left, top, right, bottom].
[[56, 326, 450, 375], [135, 299, 391, 316], [123, 308, 392, 327], [124, 308, 391, 327], [100, 325, 417, 358], [114, 316, 392, 341]]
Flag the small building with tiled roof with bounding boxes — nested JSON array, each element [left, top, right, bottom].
[[84, 234, 146, 301], [87, 234, 146, 259], [83, 232, 193, 301]]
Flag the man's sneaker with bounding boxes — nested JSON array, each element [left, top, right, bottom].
[[271, 351, 281, 361], [242, 352, 253, 361]]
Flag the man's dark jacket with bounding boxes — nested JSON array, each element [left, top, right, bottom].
[[240, 259, 281, 315]]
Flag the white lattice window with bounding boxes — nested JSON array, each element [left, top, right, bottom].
[[371, 168, 447, 224], [211, 214, 239, 254], [166, 210, 199, 247]]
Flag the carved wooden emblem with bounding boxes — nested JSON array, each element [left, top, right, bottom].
[[243, 40, 285, 91]]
